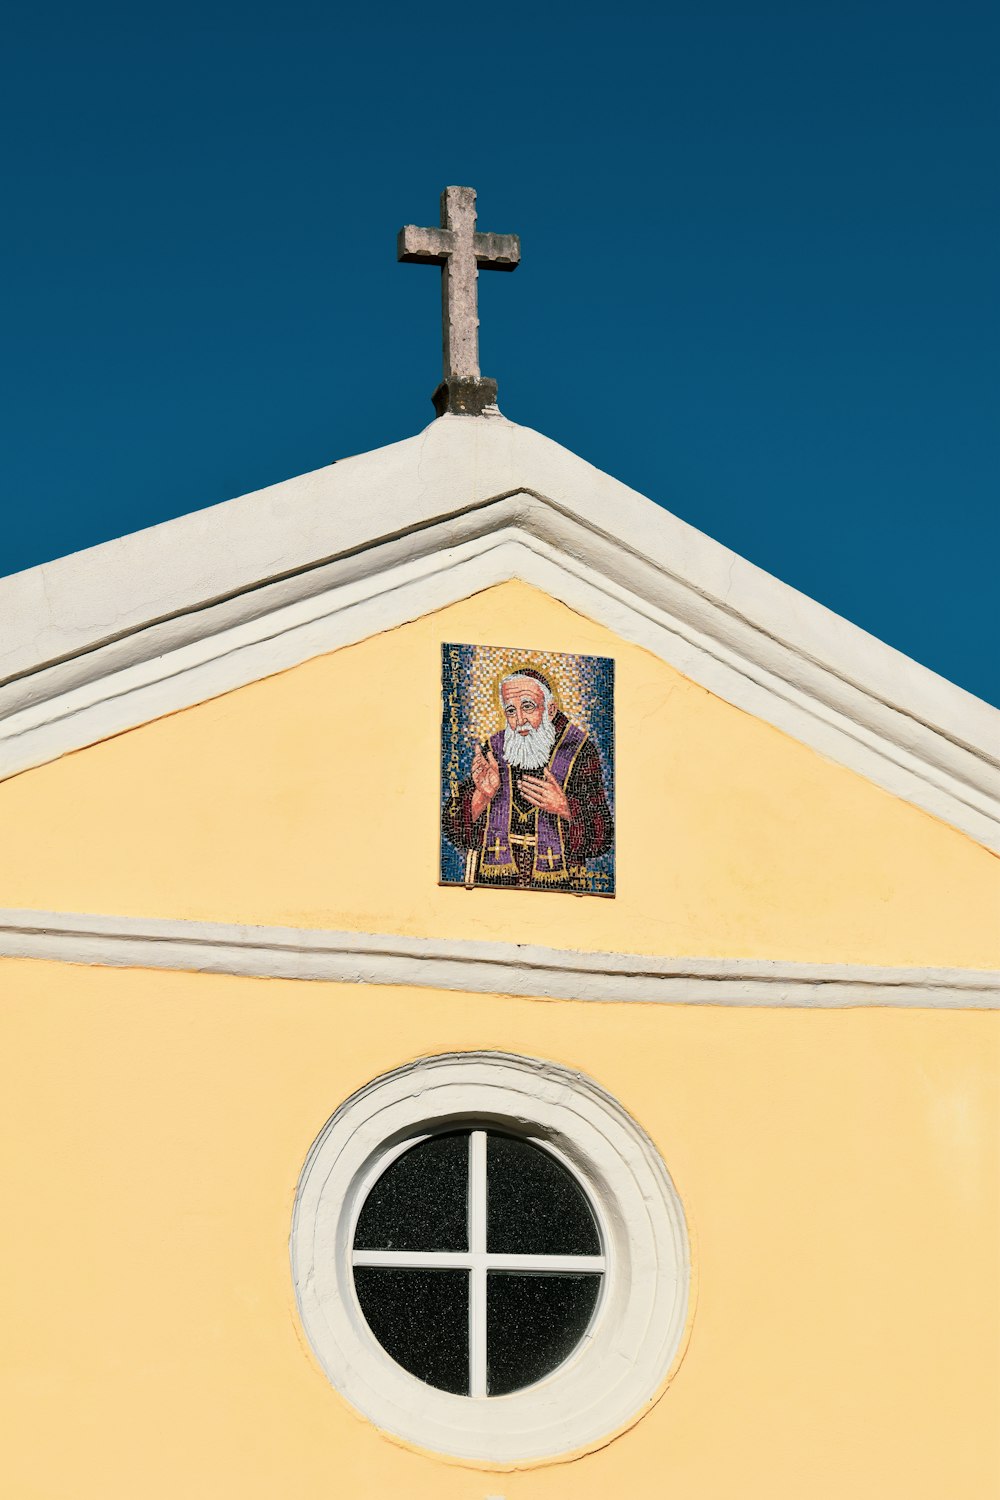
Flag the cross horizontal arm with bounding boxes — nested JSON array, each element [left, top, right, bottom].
[[397, 224, 453, 266], [353, 1249, 605, 1273], [473, 231, 520, 270]]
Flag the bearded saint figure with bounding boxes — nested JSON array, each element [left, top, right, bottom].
[[442, 668, 613, 889]]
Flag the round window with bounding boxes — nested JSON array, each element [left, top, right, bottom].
[[352, 1129, 604, 1397], [291, 1053, 690, 1464]]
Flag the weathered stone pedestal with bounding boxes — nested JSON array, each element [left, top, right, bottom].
[[431, 376, 499, 417]]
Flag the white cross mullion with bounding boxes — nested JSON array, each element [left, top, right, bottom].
[[353, 1249, 468, 1268], [352, 1250, 606, 1273], [476, 1252, 605, 1273], [468, 1129, 489, 1398], [350, 1131, 607, 1400]]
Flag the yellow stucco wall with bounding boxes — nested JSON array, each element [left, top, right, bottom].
[[0, 581, 997, 967], [1, 958, 997, 1499], [1, 581, 998, 1497]]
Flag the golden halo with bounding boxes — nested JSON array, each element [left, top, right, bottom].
[[465, 644, 591, 744], [492, 661, 563, 717]]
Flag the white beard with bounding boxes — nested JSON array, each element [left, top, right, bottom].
[[503, 718, 557, 771]]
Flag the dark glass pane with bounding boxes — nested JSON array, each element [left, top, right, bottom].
[[486, 1273, 601, 1395], [354, 1267, 469, 1395], [354, 1132, 468, 1251], [486, 1134, 600, 1255]]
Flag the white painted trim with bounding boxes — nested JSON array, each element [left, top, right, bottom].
[[1, 417, 997, 852], [1, 909, 995, 1009], [290, 1053, 690, 1464]]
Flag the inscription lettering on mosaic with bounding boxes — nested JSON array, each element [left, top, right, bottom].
[[440, 643, 615, 896]]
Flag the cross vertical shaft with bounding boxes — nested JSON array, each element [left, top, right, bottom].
[[398, 186, 520, 417], [442, 187, 480, 382]]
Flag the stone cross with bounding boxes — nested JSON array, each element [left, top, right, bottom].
[[398, 186, 520, 417]]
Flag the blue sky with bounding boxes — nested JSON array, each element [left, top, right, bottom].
[[3, 0, 997, 703]]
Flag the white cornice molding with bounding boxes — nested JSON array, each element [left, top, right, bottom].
[[2, 417, 998, 850], [0, 910, 996, 1009]]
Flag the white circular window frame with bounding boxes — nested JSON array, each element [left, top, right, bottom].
[[291, 1052, 691, 1465]]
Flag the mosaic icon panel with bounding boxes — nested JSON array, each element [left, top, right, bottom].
[[440, 642, 615, 896]]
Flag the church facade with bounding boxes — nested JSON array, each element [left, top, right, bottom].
[[1, 199, 998, 1496]]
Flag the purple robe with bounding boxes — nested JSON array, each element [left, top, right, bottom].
[[479, 721, 588, 884]]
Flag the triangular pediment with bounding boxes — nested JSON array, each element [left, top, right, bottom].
[[1, 413, 997, 851]]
